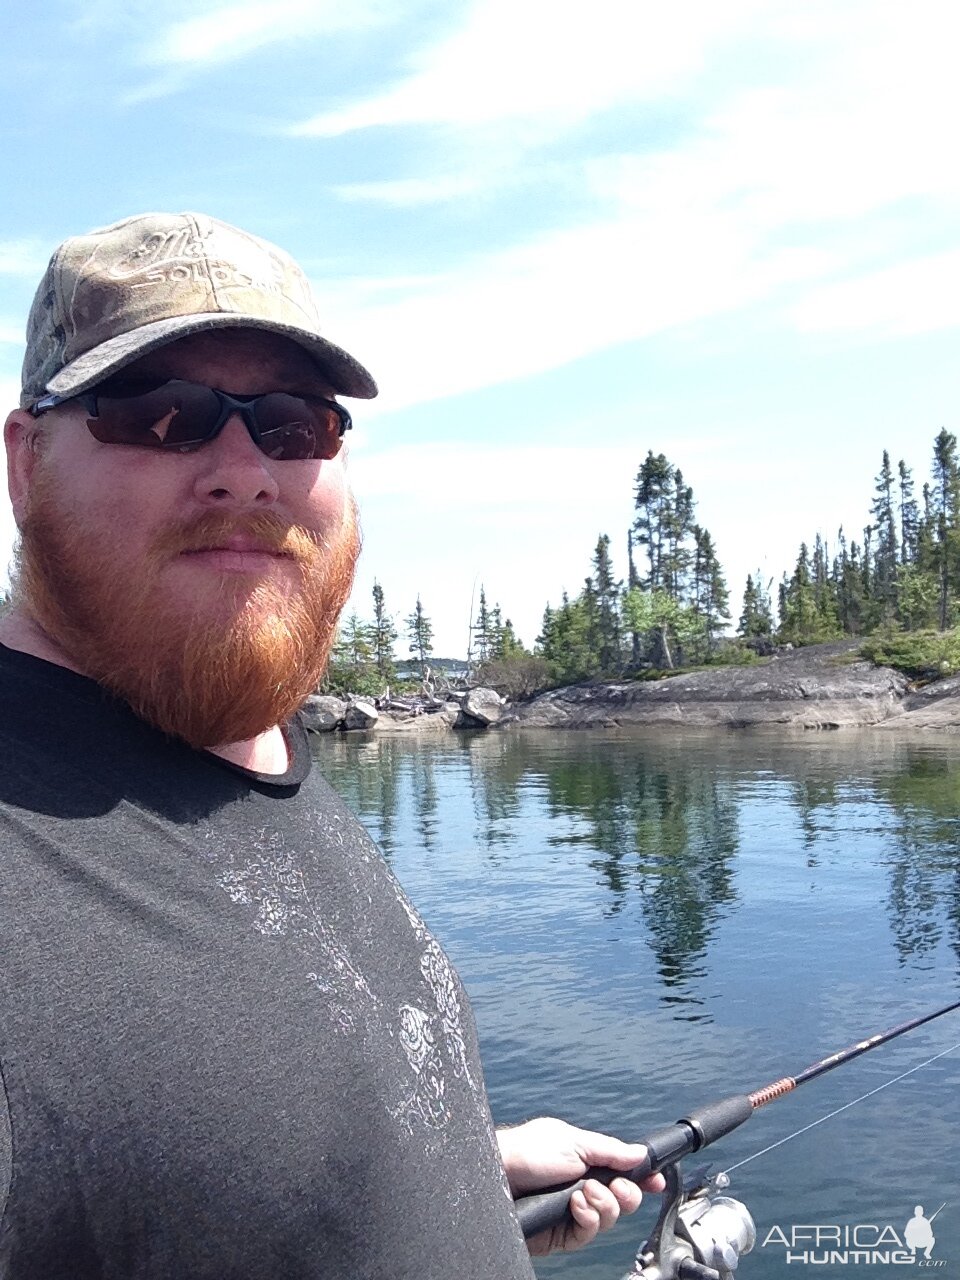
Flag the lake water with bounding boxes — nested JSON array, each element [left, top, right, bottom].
[[312, 728, 960, 1280]]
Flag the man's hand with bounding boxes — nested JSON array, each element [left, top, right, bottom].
[[496, 1117, 665, 1256]]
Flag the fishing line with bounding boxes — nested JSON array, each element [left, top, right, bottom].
[[516, 999, 960, 1241], [720, 1038, 960, 1177]]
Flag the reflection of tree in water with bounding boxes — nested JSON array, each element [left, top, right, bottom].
[[458, 734, 530, 854], [410, 750, 440, 853], [788, 776, 841, 865], [311, 736, 404, 858], [871, 751, 960, 969], [542, 748, 740, 1013]]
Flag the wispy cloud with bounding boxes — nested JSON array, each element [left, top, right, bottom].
[[315, 205, 822, 416], [791, 251, 960, 337], [145, 0, 390, 67], [290, 0, 757, 137], [334, 175, 489, 207], [302, 0, 960, 407]]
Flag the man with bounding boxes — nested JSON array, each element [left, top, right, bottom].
[[0, 212, 659, 1278]]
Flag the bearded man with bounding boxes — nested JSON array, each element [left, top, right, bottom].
[[0, 212, 657, 1279]]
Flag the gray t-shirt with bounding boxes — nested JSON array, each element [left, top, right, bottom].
[[0, 646, 533, 1279]]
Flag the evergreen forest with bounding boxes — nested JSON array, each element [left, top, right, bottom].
[[326, 427, 960, 696]]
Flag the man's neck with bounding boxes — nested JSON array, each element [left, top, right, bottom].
[[0, 607, 290, 775]]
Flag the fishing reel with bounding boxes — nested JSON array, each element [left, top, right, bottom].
[[622, 1164, 755, 1280]]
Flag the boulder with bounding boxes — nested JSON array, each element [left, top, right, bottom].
[[301, 695, 347, 732], [343, 699, 379, 731], [462, 687, 504, 726]]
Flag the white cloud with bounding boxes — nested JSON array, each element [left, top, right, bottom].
[[290, 0, 761, 136], [790, 250, 960, 336], [298, 0, 960, 403], [312, 196, 836, 416], [145, 0, 388, 67], [334, 175, 489, 207], [350, 441, 650, 505]]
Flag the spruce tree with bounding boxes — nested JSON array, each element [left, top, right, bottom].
[[591, 534, 622, 674], [691, 526, 729, 656], [870, 451, 899, 625], [738, 572, 773, 641], [472, 587, 495, 663], [931, 429, 960, 629], [370, 580, 397, 679], [405, 596, 434, 676], [633, 452, 674, 592], [898, 459, 919, 566]]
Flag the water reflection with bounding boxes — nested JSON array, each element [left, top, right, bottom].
[[313, 729, 960, 1018], [313, 730, 960, 1280], [872, 749, 960, 968], [539, 748, 739, 1004], [787, 775, 841, 863]]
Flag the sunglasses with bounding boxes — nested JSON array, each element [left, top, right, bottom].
[[31, 378, 352, 461]]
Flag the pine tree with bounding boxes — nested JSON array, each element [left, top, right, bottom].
[[812, 534, 840, 635], [405, 596, 434, 676], [779, 544, 818, 643], [691, 525, 729, 655], [738, 573, 773, 641], [330, 613, 375, 684], [834, 530, 866, 635], [870, 451, 899, 625], [591, 534, 622, 674], [496, 619, 523, 659], [472, 587, 496, 663], [370, 580, 397, 679], [633, 452, 674, 592], [898, 459, 919, 566], [537, 592, 594, 684], [931, 428, 960, 630], [663, 470, 694, 600]]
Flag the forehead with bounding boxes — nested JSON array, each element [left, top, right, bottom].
[[123, 330, 336, 395]]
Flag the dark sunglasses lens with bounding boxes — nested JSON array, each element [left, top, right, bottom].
[[253, 394, 344, 461], [85, 382, 220, 449]]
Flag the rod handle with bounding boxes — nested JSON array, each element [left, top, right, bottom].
[[514, 1096, 754, 1241]]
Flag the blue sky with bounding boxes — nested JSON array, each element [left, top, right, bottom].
[[3, 0, 960, 655]]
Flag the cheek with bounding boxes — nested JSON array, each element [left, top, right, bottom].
[[290, 462, 351, 532], [35, 452, 182, 551]]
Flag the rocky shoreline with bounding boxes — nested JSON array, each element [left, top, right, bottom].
[[305, 643, 960, 736]]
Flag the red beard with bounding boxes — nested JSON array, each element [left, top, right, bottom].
[[16, 472, 359, 750]]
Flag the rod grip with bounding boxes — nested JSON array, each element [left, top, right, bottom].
[[515, 1122, 691, 1239], [514, 1097, 755, 1241]]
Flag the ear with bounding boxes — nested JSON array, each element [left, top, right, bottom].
[[5, 408, 43, 527]]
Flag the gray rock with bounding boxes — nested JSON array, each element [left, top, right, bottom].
[[301, 695, 347, 732], [344, 699, 379, 731], [462, 687, 503, 726], [507, 643, 910, 731], [881, 671, 960, 731]]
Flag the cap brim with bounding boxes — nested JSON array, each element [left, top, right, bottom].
[[44, 312, 378, 401]]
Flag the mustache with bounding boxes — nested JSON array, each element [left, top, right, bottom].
[[152, 512, 322, 561]]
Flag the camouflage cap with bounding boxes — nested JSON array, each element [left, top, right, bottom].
[[20, 211, 377, 408]]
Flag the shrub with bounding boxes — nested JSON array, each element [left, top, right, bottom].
[[860, 629, 960, 679], [475, 653, 552, 700]]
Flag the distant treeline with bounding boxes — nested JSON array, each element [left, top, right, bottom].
[[329, 428, 960, 695]]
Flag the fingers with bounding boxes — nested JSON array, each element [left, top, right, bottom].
[[565, 1176, 643, 1250], [572, 1129, 651, 1172]]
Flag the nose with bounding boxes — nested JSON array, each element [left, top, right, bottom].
[[191, 413, 280, 507]]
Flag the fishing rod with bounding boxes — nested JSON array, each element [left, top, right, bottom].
[[514, 998, 960, 1277]]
